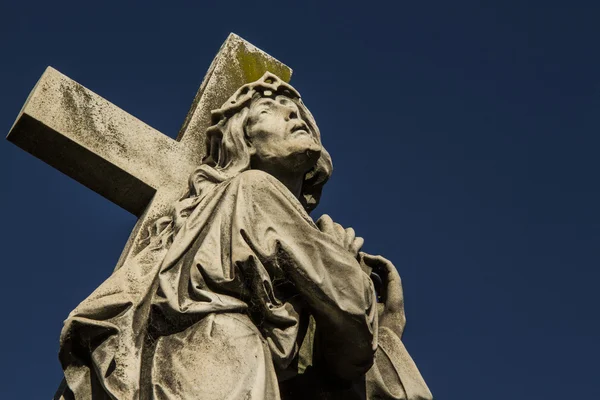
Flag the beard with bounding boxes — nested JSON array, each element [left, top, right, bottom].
[[280, 141, 322, 174]]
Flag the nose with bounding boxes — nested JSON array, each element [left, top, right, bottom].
[[285, 109, 298, 121]]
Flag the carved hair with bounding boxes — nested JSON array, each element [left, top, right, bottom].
[[189, 72, 333, 212]]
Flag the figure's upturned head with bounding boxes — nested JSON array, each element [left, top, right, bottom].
[[203, 72, 332, 212], [245, 93, 321, 176]]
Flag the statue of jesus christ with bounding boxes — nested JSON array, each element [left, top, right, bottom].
[[58, 72, 432, 400]]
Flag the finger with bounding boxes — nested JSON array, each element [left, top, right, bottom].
[[316, 214, 334, 234], [371, 255, 401, 286], [363, 254, 399, 283], [315, 214, 328, 229], [331, 222, 343, 242], [382, 263, 403, 313], [344, 227, 356, 248], [362, 254, 403, 312], [334, 222, 346, 242], [351, 236, 364, 254]]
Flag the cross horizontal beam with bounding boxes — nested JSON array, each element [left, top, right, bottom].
[[8, 67, 186, 216], [7, 34, 292, 219]]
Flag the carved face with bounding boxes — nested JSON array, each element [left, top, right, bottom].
[[245, 95, 321, 174]]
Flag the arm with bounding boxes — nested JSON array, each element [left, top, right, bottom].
[[233, 170, 377, 379], [361, 254, 433, 400]]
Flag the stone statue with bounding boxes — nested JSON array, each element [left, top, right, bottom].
[[57, 73, 432, 399]]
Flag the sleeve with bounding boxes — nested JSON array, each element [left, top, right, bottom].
[[365, 327, 433, 400], [359, 252, 433, 400], [231, 170, 378, 380]]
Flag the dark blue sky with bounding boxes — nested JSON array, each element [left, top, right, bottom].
[[1, 1, 598, 398]]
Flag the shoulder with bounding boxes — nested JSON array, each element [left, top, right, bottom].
[[228, 170, 312, 221]]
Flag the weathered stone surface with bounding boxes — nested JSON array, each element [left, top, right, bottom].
[[7, 33, 292, 271], [56, 73, 432, 400], [8, 66, 177, 216], [9, 34, 432, 400]]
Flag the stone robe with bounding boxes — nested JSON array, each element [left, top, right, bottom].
[[59, 169, 432, 399]]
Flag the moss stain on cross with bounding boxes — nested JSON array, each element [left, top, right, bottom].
[[235, 42, 292, 83]]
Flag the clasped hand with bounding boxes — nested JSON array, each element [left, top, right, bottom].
[[316, 214, 364, 257], [316, 214, 406, 338]]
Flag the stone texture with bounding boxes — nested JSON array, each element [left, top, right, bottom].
[[7, 33, 292, 271], [8, 35, 432, 400]]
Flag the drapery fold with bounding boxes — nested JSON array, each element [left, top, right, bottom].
[[59, 168, 431, 399]]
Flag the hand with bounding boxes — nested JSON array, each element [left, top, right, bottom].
[[361, 253, 406, 339], [316, 214, 364, 258]]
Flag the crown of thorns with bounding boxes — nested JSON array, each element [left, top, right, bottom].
[[209, 72, 301, 125]]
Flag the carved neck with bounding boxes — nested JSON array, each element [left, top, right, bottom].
[[258, 166, 304, 200]]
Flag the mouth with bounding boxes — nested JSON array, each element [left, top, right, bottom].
[[290, 122, 310, 136]]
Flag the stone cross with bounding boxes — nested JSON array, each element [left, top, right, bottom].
[[7, 33, 292, 272]]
